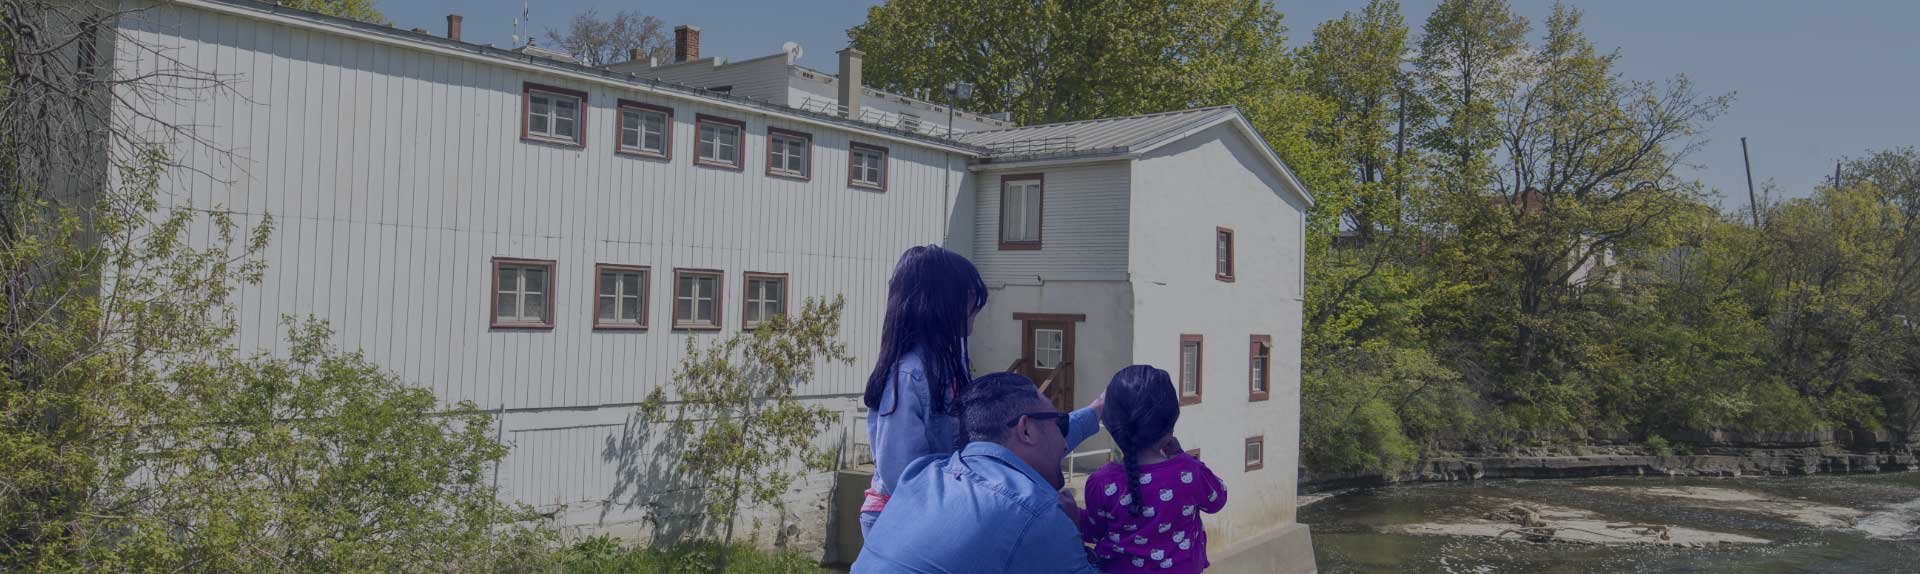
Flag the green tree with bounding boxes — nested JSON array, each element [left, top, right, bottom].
[[281, 0, 389, 25], [641, 296, 853, 574], [848, 0, 1292, 125], [1414, 0, 1527, 194]]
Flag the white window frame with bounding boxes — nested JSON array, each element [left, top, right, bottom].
[[616, 102, 671, 158], [1034, 328, 1065, 369], [767, 129, 811, 179], [1179, 334, 1203, 404], [849, 142, 888, 190], [673, 269, 724, 329], [1000, 175, 1043, 248], [524, 84, 584, 146], [696, 115, 744, 169], [493, 258, 555, 328], [594, 264, 650, 329], [742, 273, 789, 328]]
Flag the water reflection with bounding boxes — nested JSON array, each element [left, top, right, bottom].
[[1301, 472, 1920, 573]]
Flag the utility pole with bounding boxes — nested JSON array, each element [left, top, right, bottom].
[[1834, 161, 1844, 189], [1741, 137, 1759, 226]]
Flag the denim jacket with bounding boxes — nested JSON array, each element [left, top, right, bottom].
[[865, 349, 1098, 505], [852, 442, 1103, 574]]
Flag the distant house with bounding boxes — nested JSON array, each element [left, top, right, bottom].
[[102, 1, 1313, 571]]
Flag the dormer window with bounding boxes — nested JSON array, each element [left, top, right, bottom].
[[522, 83, 585, 146]]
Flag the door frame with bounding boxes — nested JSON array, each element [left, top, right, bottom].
[[1015, 312, 1087, 412]]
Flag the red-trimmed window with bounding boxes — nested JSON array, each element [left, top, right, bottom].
[[1245, 436, 1265, 471], [999, 174, 1043, 250], [523, 83, 586, 146], [594, 264, 650, 330], [767, 128, 812, 180], [849, 142, 888, 190], [616, 100, 671, 159], [1179, 334, 1203, 405], [695, 114, 745, 170], [673, 269, 724, 330], [742, 273, 789, 328], [492, 258, 556, 329], [1216, 227, 1236, 282], [1249, 334, 1272, 401]]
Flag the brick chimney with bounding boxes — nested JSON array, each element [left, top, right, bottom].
[[446, 14, 462, 42], [673, 25, 700, 63], [837, 48, 863, 118], [629, 48, 645, 63]]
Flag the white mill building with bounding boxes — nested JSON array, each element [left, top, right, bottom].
[[104, 1, 1315, 571]]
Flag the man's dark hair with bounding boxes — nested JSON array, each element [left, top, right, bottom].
[[959, 372, 1042, 444]]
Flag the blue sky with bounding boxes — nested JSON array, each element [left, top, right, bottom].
[[382, 1, 1920, 211]]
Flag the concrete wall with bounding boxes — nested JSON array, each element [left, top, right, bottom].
[[118, 0, 969, 546], [968, 280, 1134, 423], [969, 161, 1133, 284], [1129, 122, 1309, 558]]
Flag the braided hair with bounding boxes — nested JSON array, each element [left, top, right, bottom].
[[1100, 365, 1180, 517]]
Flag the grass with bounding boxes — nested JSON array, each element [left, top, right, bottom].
[[559, 536, 821, 574]]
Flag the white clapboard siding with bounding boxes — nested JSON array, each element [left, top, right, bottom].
[[116, 3, 961, 413], [969, 162, 1132, 284]]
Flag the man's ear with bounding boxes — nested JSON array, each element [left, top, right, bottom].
[[1013, 416, 1040, 446]]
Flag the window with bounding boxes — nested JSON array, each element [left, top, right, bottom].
[[1245, 436, 1265, 471], [695, 114, 744, 169], [999, 174, 1043, 250], [742, 273, 789, 328], [1250, 334, 1272, 402], [492, 258, 555, 328], [616, 101, 671, 158], [594, 265, 649, 329], [1033, 329, 1065, 369], [673, 269, 723, 329], [849, 142, 888, 190], [523, 83, 586, 146], [767, 128, 812, 180], [1179, 334, 1203, 405], [1216, 227, 1236, 282]]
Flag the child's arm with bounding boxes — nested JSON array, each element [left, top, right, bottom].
[[869, 363, 932, 494], [1075, 475, 1112, 544], [1190, 457, 1228, 514]]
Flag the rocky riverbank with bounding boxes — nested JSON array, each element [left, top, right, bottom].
[[1303, 429, 1917, 492]]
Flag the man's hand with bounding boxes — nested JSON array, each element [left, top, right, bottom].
[[1056, 488, 1083, 525], [1161, 436, 1184, 457]]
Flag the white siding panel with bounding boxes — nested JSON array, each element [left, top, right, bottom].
[[117, 3, 952, 415], [970, 162, 1131, 284]]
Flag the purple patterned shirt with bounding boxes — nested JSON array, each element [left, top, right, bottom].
[[1077, 453, 1227, 574]]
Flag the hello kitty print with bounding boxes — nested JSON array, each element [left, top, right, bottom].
[[1076, 453, 1227, 574]]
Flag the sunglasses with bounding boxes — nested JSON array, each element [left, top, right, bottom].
[[1006, 411, 1071, 437]]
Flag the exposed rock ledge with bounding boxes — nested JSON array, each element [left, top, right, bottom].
[[1303, 429, 1917, 491]]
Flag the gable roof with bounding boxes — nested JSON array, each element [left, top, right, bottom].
[[959, 106, 1313, 206], [956, 106, 1237, 159]]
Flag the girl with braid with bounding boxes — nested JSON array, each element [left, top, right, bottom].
[[1077, 365, 1226, 574]]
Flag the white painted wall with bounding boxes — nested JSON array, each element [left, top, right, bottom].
[[1128, 122, 1309, 550], [969, 162, 1133, 285], [115, 0, 969, 539], [609, 54, 792, 104]]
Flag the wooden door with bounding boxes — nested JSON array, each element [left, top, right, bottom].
[[1021, 319, 1076, 412]]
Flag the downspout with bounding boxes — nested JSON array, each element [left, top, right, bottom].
[[942, 151, 952, 244]]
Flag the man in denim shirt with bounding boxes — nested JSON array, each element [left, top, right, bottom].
[[854, 373, 1100, 574]]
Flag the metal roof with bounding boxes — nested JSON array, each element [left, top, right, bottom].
[[956, 106, 1239, 161]]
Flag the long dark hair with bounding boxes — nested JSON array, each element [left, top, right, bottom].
[[1101, 365, 1180, 516], [862, 245, 988, 424]]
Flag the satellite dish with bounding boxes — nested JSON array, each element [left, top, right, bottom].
[[782, 41, 803, 64]]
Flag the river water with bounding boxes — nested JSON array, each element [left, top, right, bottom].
[[1300, 472, 1920, 573]]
